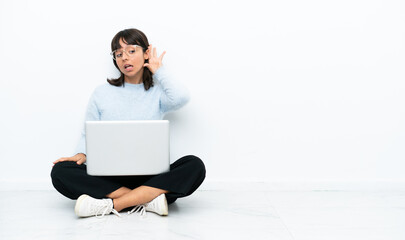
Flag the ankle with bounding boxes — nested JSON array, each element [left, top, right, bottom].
[[112, 199, 123, 212]]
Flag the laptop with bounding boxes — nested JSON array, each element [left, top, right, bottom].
[[85, 120, 170, 176]]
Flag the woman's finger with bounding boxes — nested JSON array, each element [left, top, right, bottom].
[[159, 51, 166, 61], [54, 157, 75, 164], [54, 157, 66, 162], [148, 44, 153, 59], [151, 46, 157, 58], [53, 158, 65, 164]]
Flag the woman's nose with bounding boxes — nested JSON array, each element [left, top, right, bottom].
[[122, 51, 129, 60]]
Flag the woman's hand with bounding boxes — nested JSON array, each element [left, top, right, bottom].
[[144, 44, 166, 74], [53, 153, 87, 165]]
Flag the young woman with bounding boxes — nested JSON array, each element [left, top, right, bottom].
[[51, 28, 206, 218]]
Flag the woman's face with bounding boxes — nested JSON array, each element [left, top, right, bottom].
[[115, 38, 149, 80]]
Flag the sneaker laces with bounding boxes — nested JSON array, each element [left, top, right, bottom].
[[128, 204, 147, 217], [93, 199, 122, 218], [110, 209, 122, 218]]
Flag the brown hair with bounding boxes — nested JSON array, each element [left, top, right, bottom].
[[107, 28, 153, 90]]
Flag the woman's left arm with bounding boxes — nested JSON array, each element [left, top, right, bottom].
[[154, 67, 190, 113], [144, 45, 190, 113]]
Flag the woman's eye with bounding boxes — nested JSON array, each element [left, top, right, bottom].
[[116, 53, 123, 58], [129, 50, 136, 54]]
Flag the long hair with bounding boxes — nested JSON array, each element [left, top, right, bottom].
[[107, 28, 153, 90]]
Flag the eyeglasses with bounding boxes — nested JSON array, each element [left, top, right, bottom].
[[110, 45, 142, 60]]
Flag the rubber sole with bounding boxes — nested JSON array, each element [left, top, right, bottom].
[[74, 194, 90, 217], [160, 194, 169, 216]]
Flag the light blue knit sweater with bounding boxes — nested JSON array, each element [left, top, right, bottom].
[[75, 67, 190, 155]]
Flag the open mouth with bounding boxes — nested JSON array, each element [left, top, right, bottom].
[[124, 64, 133, 70]]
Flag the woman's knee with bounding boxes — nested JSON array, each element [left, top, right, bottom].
[[50, 161, 81, 180], [51, 162, 63, 180], [51, 162, 66, 178], [184, 155, 206, 178], [181, 155, 206, 194], [50, 161, 82, 200]]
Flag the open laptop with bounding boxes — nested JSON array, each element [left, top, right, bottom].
[[85, 120, 170, 176]]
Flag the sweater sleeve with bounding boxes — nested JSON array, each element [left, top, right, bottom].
[[154, 66, 190, 114], [74, 90, 101, 155]]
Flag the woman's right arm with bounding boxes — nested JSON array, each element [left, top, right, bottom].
[[53, 89, 101, 165]]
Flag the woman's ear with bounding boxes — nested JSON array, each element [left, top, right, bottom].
[[144, 48, 149, 60]]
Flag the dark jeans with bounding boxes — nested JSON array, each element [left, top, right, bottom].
[[51, 155, 206, 204]]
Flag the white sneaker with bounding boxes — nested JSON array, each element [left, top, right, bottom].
[[128, 194, 168, 217], [146, 194, 168, 216], [75, 194, 121, 218]]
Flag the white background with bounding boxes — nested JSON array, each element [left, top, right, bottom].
[[0, 0, 404, 188]]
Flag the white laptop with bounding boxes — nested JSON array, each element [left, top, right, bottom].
[[85, 120, 170, 176]]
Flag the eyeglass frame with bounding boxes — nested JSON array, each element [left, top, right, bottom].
[[110, 45, 142, 60]]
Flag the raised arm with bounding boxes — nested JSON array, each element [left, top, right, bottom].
[[144, 45, 190, 113]]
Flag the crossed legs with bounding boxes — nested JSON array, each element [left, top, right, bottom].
[[106, 186, 168, 212], [51, 155, 206, 216]]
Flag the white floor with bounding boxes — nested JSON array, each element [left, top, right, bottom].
[[1, 184, 405, 240]]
